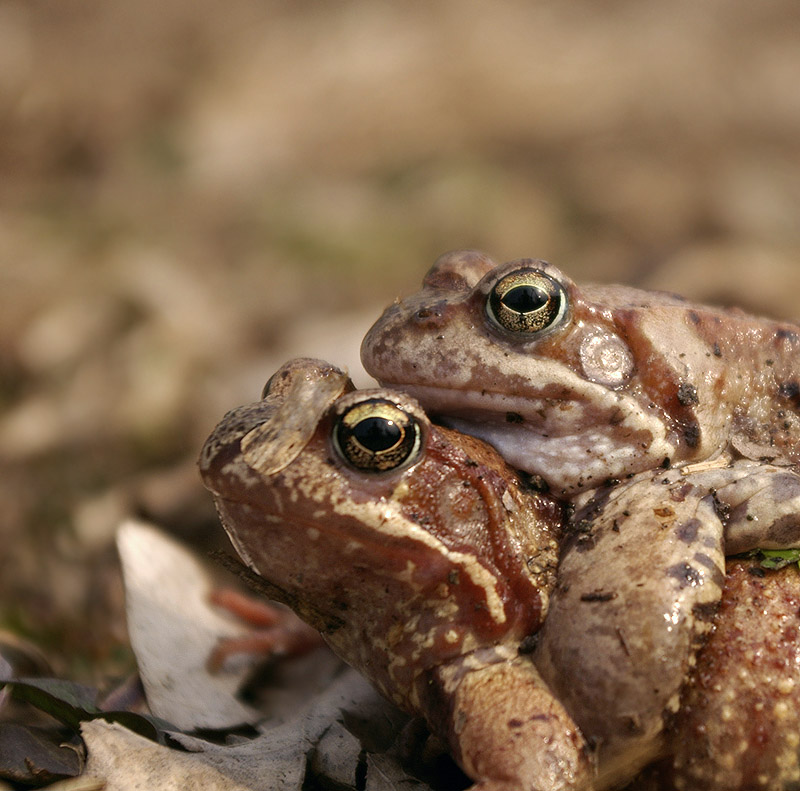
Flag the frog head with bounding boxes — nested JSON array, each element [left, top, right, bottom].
[[199, 357, 560, 710], [362, 250, 735, 494]]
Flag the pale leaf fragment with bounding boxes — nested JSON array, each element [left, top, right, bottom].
[[116, 519, 258, 730], [82, 720, 253, 791]]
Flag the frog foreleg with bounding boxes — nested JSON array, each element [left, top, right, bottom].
[[427, 648, 594, 791], [681, 461, 800, 554], [534, 472, 726, 789]]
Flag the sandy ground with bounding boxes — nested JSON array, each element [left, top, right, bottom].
[[1, 0, 800, 678]]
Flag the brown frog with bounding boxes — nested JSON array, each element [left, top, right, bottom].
[[540, 530, 800, 791], [198, 358, 748, 790], [199, 358, 590, 791], [361, 250, 800, 554]]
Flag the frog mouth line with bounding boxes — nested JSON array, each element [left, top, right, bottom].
[[376, 381, 677, 492], [374, 382, 584, 433]]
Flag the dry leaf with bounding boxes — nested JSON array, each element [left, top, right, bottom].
[[116, 520, 258, 730], [82, 720, 253, 791], [0, 723, 82, 785]]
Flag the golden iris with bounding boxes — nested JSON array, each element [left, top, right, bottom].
[[487, 269, 567, 335], [333, 399, 422, 472]]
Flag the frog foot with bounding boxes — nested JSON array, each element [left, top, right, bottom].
[[207, 588, 322, 671]]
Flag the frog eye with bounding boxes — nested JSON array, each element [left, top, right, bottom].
[[486, 268, 567, 336], [333, 399, 423, 473]]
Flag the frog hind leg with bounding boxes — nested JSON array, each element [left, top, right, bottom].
[[667, 559, 800, 790], [206, 588, 322, 671]]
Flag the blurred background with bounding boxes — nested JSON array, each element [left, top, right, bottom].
[[2, 0, 799, 680]]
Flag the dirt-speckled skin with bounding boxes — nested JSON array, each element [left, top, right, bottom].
[[362, 250, 800, 561], [199, 358, 592, 791], [628, 561, 800, 791], [199, 358, 800, 791], [361, 250, 800, 498], [535, 470, 726, 788], [669, 561, 800, 791]]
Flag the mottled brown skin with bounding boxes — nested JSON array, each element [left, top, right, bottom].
[[200, 359, 800, 791], [668, 561, 800, 791], [432, 649, 592, 791], [534, 469, 727, 788], [531, 493, 800, 791], [628, 561, 800, 791], [199, 358, 592, 791], [361, 250, 800, 497]]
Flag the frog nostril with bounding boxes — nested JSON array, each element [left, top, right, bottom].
[[413, 307, 447, 327]]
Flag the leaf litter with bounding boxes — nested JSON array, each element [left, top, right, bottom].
[[2, 520, 441, 790]]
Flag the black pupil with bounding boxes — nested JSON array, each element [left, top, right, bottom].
[[503, 285, 548, 314], [353, 417, 401, 452]]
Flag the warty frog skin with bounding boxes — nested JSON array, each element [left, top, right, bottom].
[[197, 358, 796, 790], [361, 250, 800, 555]]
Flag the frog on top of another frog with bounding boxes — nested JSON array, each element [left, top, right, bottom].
[[361, 250, 800, 554]]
